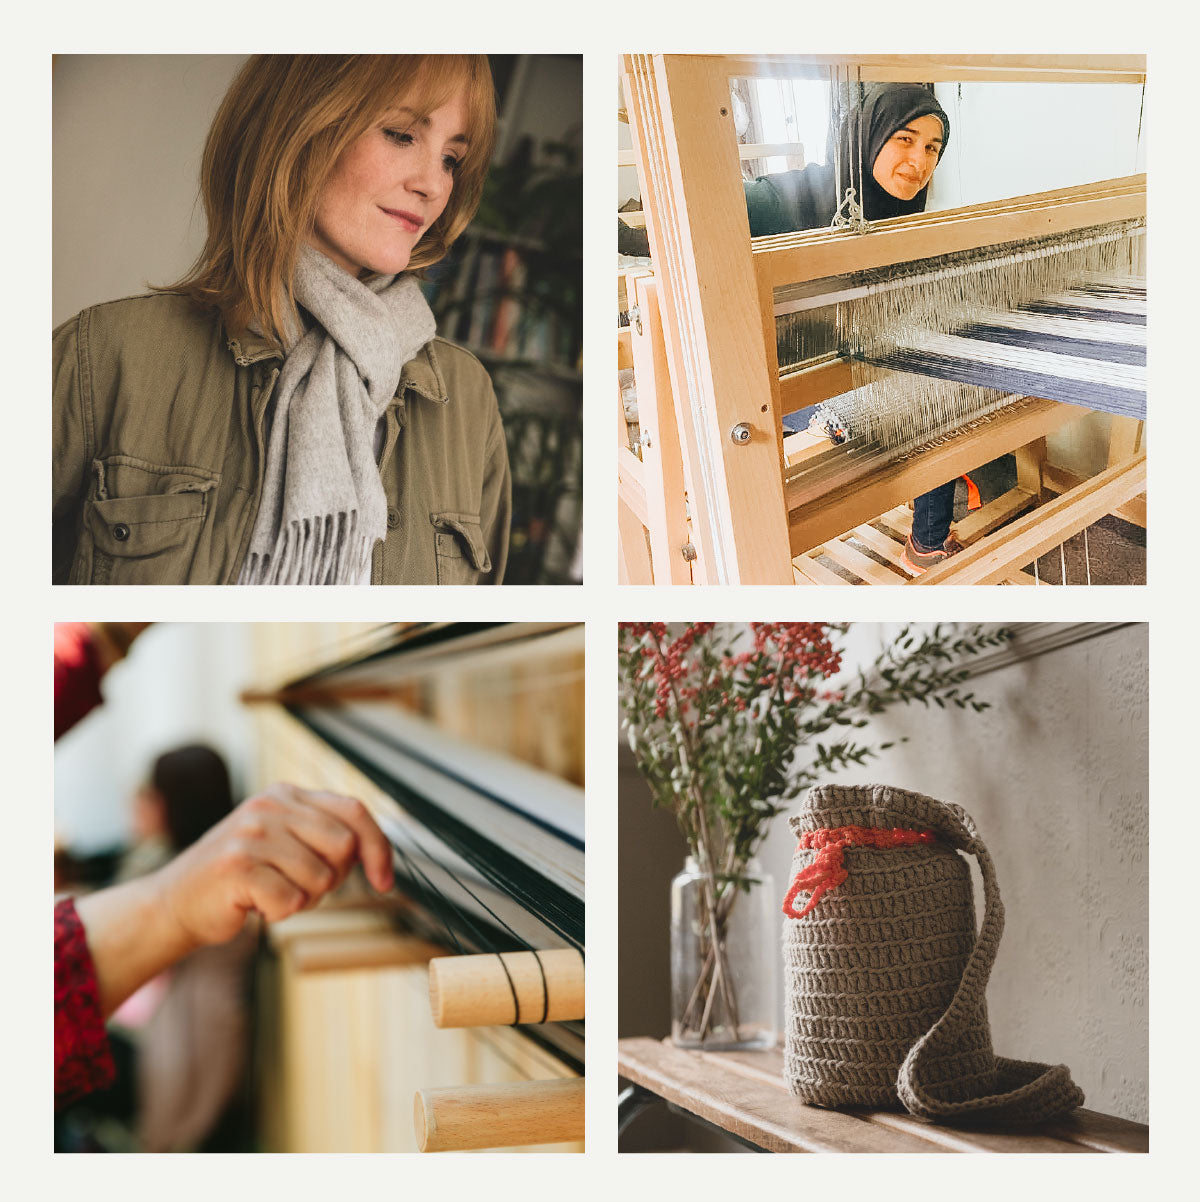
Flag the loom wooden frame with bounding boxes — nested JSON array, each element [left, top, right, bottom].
[[619, 53, 1146, 585], [249, 624, 585, 1152]]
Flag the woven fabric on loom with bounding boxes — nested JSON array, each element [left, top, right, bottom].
[[866, 283, 1146, 419], [280, 623, 586, 1069], [782, 783, 1084, 1124]]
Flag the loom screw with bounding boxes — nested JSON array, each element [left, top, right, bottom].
[[681, 543, 697, 562], [730, 423, 752, 445]]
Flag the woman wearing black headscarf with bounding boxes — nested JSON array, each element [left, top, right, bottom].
[[744, 82, 963, 572], [745, 82, 949, 233]]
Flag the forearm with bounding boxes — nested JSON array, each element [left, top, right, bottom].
[[74, 872, 199, 1018]]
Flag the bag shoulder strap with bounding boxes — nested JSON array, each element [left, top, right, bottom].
[[896, 804, 1085, 1124]]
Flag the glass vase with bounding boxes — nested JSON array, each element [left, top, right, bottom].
[[670, 855, 777, 1050]]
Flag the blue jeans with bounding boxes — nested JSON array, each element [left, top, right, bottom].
[[912, 480, 955, 551]]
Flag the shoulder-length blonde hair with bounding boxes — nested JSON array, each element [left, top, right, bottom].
[[164, 54, 496, 345]]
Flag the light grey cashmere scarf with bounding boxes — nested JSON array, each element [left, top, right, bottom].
[[238, 245, 436, 585]]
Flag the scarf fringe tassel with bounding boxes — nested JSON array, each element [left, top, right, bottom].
[[238, 512, 373, 585]]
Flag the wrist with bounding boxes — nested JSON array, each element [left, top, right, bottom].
[[75, 872, 198, 1018], [145, 859, 204, 959]]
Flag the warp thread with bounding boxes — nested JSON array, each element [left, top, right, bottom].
[[775, 220, 1145, 449]]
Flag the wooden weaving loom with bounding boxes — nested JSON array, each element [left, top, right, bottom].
[[244, 622, 584, 1153], [618, 54, 1146, 585]]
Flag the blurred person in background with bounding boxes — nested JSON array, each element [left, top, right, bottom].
[[112, 745, 249, 1151]]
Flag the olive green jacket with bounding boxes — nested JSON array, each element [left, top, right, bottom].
[[53, 293, 511, 585]]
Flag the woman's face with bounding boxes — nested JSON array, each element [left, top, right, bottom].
[[309, 89, 469, 276], [132, 786, 166, 841], [871, 113, 944, 201]]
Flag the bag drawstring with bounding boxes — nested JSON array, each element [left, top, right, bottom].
[[781, 825, 937, 920]]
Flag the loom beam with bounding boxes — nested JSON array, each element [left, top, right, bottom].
[[428, 949, 585, 1028], [414, 1079, 585, 1151]]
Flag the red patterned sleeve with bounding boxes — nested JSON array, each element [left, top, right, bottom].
[[54, 623, 105, 741], [55, 898, 114, 1108]]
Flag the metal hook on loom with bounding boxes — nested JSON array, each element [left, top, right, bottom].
[[829, 64, 873, 234], [831, 186, 871, 232]]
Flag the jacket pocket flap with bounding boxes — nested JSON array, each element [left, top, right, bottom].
[[431, 511, 491, 573], [94, 455, 219, 500], [86, 491, 207, 556]]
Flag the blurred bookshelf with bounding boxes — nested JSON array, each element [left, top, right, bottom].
[[423, 54, 582, 585]]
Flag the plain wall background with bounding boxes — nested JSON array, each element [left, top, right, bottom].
[[929, 80, 1146, 211], [618, 621, 1148, 1143], [53, 55, 244, 326]]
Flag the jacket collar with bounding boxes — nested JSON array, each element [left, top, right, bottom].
[[225, 329, 449, 405]]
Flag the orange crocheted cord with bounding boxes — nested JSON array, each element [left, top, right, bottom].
[[781, 825, 938, 920]]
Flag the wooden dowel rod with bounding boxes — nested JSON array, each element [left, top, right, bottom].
[[414, 1078, 584, 1152], [240, 684, 411, 706], [288, 932, 442, 973], [428, 950, 584, 1028]]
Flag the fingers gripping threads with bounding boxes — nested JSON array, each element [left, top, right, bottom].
[[782, 826, 937, 920]]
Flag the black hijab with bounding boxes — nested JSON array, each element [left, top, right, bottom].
[[836, 82, 951, 221], [744, 82, 951, 235]]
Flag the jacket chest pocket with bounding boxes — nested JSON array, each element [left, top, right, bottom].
[[431, 511, 491, 585], [77, 456, 217, 585]]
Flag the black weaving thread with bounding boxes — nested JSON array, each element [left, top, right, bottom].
[[290, 705, 584, 949], [954, 323, 1144, 366], [387, 821, 528, 1025], [384, 851, 586, 1067], [291, 622, 506, 688], [367, 846, 586, 1070], [389, 846, 541, 1075], [1020, 300, 1145, 326], [531, 950, 549, 1024], [347, 705, 583, 851], [333, 740, 579, 1028], [406, 831, 565, 1025], [269, 630, 586, 1073], [388, 836, 467, 954]]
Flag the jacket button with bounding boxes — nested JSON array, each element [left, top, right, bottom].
[[112, 523, 131, 542], [386, 507, 400, 530]]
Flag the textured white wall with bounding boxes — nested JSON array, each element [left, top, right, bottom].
[[620, 623, 1148, 1124], [768, 622, 1149, 1122]]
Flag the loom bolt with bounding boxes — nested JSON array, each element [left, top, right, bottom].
[[730, 423, 752, 445], [681, 543, 697, 562]]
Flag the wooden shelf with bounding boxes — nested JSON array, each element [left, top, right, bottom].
[[618, 1038, 1148, 1153]]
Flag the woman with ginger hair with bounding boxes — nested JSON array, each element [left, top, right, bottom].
[[54, 55, 509, 585]]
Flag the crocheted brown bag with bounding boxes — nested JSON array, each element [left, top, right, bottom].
[[781, 783, 1084, 1124]]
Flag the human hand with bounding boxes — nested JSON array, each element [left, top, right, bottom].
[[151, 783, 395, 948]]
